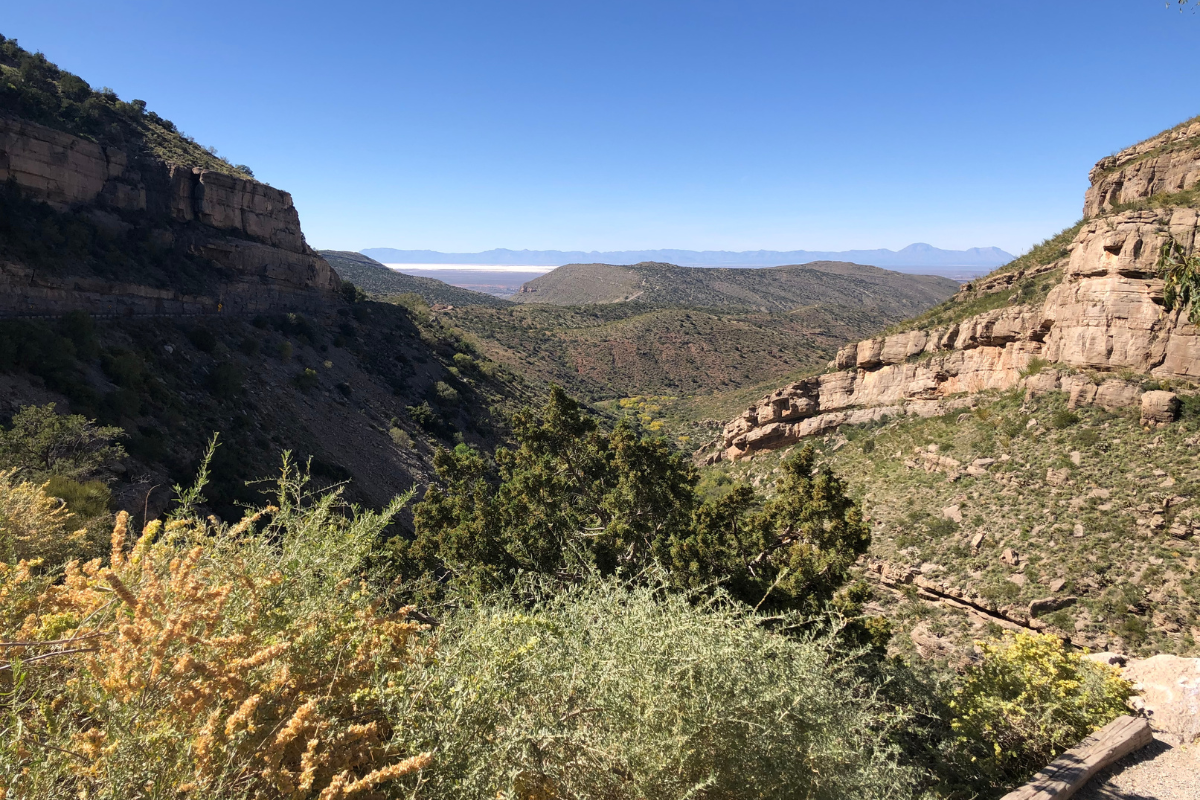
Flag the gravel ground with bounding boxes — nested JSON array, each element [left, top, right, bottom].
[[1076, 737, 1200, 800]]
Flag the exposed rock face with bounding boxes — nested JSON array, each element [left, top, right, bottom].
[[717, 120, 1200, 460], [1084, 119, 1200, 218], [0, 115, 338, 315]]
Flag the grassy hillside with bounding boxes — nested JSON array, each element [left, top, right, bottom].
[[513, 260, 959, 314], [713, 389, 1200, 661], [442, 300, 913, 401], [321, 250, 509, 307]]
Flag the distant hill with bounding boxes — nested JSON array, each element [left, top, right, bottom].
[[360, 244, 1014, 271], [511, 261, 960, 316], [320, 251, 509, 308]]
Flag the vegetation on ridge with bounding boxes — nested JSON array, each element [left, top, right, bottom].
[[0, 35, 251, 177]]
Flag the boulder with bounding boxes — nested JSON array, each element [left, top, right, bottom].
[[1141, 390, 1180, 425], [1121, 655, 1200, 744], [1028, 595, 1076, 617]]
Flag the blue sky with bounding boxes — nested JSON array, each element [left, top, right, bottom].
[[4, 1, 1199, 254]]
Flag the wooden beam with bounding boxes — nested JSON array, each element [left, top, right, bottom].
[[1001, 715, 1153, 800]]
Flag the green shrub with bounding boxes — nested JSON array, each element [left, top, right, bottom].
[[1021, 357, 1049, 377], [294, 367, 319, 392], [208, 362, 244, 399], [433, 380, 459, 404], [406, 401, 439, 432], [384, 579, 917, 800], [278, 340, 293, 362], [1050, 409, 1079, 429], [43, 474, 110, 520], [0, 403, 124, 481], [949, 632, 1132, 787], [452, 352, 476, 373]]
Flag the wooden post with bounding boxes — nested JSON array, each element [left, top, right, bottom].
[[1001, 715, 1153, 800]]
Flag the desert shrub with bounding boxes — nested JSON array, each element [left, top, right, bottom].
[[43, 475, 110, 520], [406, 401, 439, 432], [948, 632, 1132, 786], [861, 437, 876, 454], [1050, 409, 1079, 429], [278, 340, 294, 362], [0, 403, 125, 481], [340, 279, 367, 304], [433, 380, 459, 405], [0, 457, 430, 800], [188, 326, 218, 353], [0, 468, 101, 565], [388, 426, 413, 448], [294, 367, 319, 392], [1021, 357, 1048, 377], [208, 361, 244, 399], [451, 352, 476, 373], [384, 579, 916, 800]]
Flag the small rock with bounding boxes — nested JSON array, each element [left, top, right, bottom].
[[163, 344, 175, 354], [1049, 578, 1066, 592], [1083, 652, 1127, 668], [1069, 450, 1082, 466], [970, 531, 985, 551], [1008, 573, 1027, 587], [1046, 467, 1071, 486], [1160, 476, 1176, 488], [1073, 522, 1085, 538], [941, 504, 963, 523], [1153, 469, 1167, 477], [1001, 547, 1020, 566], [1029, 595, 1076, 617], [1088, 488, 1111, 499]]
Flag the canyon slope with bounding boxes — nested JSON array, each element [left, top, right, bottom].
[[514, 260, 959, 313], [714, 116, 1200, 462], [0, 38, 527, 518]]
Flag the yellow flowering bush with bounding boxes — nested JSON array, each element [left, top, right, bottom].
[[949, 632, 1132, 783], [0, 457, 431, 800]]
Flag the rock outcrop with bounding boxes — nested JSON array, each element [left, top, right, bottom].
[[715, 119, 1200, 461], [0, 114, 338, 316]]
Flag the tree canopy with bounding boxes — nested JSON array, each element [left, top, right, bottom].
[[400, 387, 871, 617]]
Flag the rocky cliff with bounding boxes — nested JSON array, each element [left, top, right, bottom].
[[0, 114, 338, 316], [715, 117, 1200, 461]]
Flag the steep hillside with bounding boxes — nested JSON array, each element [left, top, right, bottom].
[[0, 35, 338, 316], [320, 250, 509, 307], [442, 301, 894, 399], [513, 260, 959, 313]]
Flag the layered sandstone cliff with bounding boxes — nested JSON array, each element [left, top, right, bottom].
[[715, 119, 1200, 461], [0, 114, 338, 316]]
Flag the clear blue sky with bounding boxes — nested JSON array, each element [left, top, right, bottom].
[[4, 1, 1198, 254]]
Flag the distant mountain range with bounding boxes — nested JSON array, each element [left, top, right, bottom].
[[359, 244, 1015, 270]]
